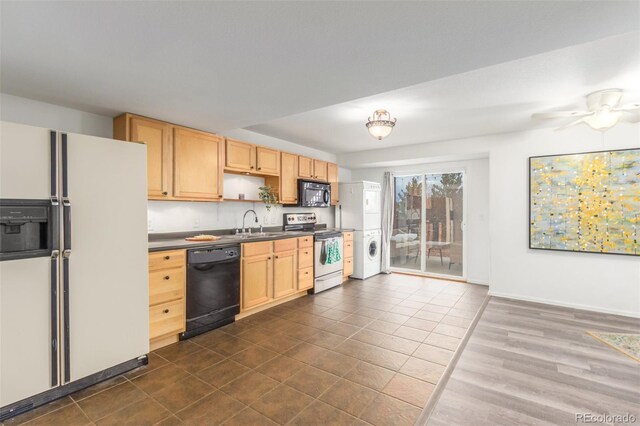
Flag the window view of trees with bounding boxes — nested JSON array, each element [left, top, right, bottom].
[[391, 172, 464, 276]]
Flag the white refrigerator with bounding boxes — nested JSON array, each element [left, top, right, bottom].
[[0, 121, 149, 419]]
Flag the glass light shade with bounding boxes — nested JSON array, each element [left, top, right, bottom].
[[583, 108, 622, 130], [367, 124, 394, 140], [366, 109, 396, 140]]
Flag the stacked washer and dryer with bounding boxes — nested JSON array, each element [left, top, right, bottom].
[[338, 181, 382, 280]]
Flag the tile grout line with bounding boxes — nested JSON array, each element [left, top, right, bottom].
[[415, 294, 491, 425]]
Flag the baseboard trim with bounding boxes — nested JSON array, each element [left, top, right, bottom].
[[416, 294, 491, 425], [466, 278, 489, 286], [488, 290, 640, 319]]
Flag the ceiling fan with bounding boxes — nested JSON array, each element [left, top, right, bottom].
[[532, 89, 640, 131]]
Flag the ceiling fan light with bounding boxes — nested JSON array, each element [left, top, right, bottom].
[[583, 109, 622, 130], [366, 109, 396, 140]]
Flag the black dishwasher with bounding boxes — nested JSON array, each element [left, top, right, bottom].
[[181, 244, 240, 340]]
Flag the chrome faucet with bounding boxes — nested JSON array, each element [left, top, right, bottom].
[[242, 209, 259, 235]]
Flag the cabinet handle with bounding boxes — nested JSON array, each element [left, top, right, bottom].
[[250, 166, 254, 169], [275, 255, 279, 259], [218, 195, 223, 198], [164, 256, 170, 260], [164, 276, 170, 280], [162, 191, 168, 196], [304, 251, 308, 255], [163, 309, 169, 314], [257, 167, 261, 170], [268, 257, 271, 260], [305, 271, 309, 275]]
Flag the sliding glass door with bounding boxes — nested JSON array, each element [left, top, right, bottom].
[[390, 171, 465, 279]]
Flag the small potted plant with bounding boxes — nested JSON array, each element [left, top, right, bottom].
[[258, 186, 278, 211]]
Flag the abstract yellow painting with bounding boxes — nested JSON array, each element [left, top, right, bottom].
[[530, 149, 639, 256]]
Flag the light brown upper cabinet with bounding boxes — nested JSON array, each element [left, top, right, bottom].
[[114, 113, 225, 202], [114, 114, 172, 199], [173, 128, 224, 201], [279, 152, 298, 204], [313, 160, 328, 181], [327, 162, 339, 205], [298, 156, 314, 179], [256, 147, 280, 176], [225, 138, 256, 172]]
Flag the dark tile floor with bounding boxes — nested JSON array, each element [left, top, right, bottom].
[[4, 273, 487, 426]]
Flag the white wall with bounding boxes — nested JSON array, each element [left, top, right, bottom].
[[349, 158, 491, 285], [148, 201, 334, 233], [341, 122, 640, 317], [488, 124, 639, 317], [0, 93, 113, 138]]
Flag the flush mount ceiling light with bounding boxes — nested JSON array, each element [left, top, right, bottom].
[[366, 109, 397, 140], [532, 89, 640, 131]]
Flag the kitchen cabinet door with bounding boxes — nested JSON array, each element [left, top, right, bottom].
[[313, 159, 328, 181], [129, 116, 172, 199], [273, 250, 297, 299], [173, 128, 224, 201], [256, 147, 280, 175], [225, 138, 255, 172], [298, 156, 314, 179], [242, 254, 273, 310], [280, 152, 298, 204], [328, 162, 339, 205]]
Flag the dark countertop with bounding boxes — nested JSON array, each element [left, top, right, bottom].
[[148, 226, 355, 252]]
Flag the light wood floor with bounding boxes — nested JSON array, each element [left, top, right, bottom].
[[426, 297, 640, 426]]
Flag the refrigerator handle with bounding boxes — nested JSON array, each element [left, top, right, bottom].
[[50, 250, 59, 387], [61, 132, 71, 382], [61, 133, 71, 254], [62, 250, 70, 383], [50, 130, 58, 205]]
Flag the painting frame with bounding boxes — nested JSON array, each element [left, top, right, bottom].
[[529, 147, 640, 257]]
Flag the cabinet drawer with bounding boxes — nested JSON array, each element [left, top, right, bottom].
[[274, 238, 297, 253], [149, 267, 185, 306], [298, 248, 313, 269], [343, 257, 353, 277], [298, 236, 313, 248], [343, 241, 353, 256], [149, 299, 185, 340], [149, 250, 185, 271], [243, 241, 272, 257], [298, 267, 314, 290], [343, 232, 353, 242]]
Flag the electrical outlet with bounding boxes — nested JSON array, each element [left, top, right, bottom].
[[263, 215, 269, 224], [271, 215, 277, 225], [147, 219, 154, 231], [193, 218, 200, 229]]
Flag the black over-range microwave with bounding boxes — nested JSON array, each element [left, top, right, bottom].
[[298, 179, 331, 208]]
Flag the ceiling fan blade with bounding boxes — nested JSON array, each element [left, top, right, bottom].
[[554, 118, 586, 131], [614, 103, 640, 112], [621, 111, 640, 123], [532, 111, 591, 119]]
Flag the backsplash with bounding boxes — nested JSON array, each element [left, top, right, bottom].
[[148, 200, 335, 233]]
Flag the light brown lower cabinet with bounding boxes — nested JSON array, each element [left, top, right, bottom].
[[343, 232, 354, 281], [273, 249, 297, 298], [148, 249, 186, 350], [241, 237, 312, 312], [242, 252, 274, 310]]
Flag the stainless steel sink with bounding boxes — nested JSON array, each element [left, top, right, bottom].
[[219, 231, 306, 240]]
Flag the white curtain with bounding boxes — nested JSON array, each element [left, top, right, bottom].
[[380, 171, 394, 274]]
